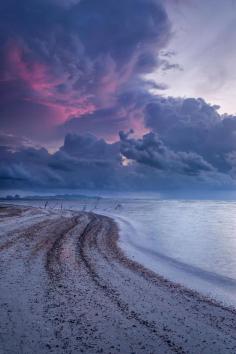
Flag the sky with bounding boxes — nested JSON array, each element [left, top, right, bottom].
[[1, 0, 236, 193], [153, 0, 236, 115]]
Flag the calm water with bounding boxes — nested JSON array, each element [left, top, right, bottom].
[[5, 198, 236, 306], [105, 199, 236, 306]]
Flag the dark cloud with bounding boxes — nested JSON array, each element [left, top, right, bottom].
[[0, 145, 57, 189], [161, 61, 183, 71], [57, 85, 159, 140], [119, 130, 214, 175], [0, 131, 235, 192], [60, 133, 120, 161], [0, 133, 124, 190], [0, 132, 35, 151], [57, 108, 130, 141], [0, 0, 171, 141], [2, 1, 236, 193], [144, 96, 236, 173]]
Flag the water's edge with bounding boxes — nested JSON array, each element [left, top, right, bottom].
[[106, 211, 236, 309]]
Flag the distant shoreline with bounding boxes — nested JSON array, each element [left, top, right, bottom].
[[0, 193, 103, 202]]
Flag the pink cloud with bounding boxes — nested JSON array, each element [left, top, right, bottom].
[[5, 41, 96, 125]]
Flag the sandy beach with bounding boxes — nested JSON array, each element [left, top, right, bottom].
[[0, 205, 236, 354]]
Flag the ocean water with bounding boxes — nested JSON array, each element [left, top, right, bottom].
[[5, 198, 236, 306], [106, 199, 236, 307]]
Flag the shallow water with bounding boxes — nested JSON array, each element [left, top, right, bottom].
[[107, 199, 236, 306], [4, 198, 236, 306]]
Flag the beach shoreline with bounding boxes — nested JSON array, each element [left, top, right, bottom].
[[0, 204, 236, 354]]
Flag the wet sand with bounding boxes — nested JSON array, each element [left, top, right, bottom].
[[0, 205, 236, 354]]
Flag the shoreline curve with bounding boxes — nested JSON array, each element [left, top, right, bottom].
[[0, 204, 236, 354]]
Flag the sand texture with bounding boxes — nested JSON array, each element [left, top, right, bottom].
[[0, 205, 236, 354]]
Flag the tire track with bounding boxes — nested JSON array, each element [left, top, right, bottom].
[[77, 213, 187, 354], [45, 216, 79, 282]]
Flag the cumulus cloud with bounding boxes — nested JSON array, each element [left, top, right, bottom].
[[58, 133, 120, 163], [144, 96, 236, 174], [0, 133, 124, 190], [1, 131, 235, 192], [119, 130, 214, 175]]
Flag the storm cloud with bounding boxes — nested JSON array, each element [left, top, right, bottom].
[[144, 96, 236, 173], [1, 130, 235, 192], [0, 0, 170, 141], [119, 130, 215, 176], [1, 0, 236, 193]]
